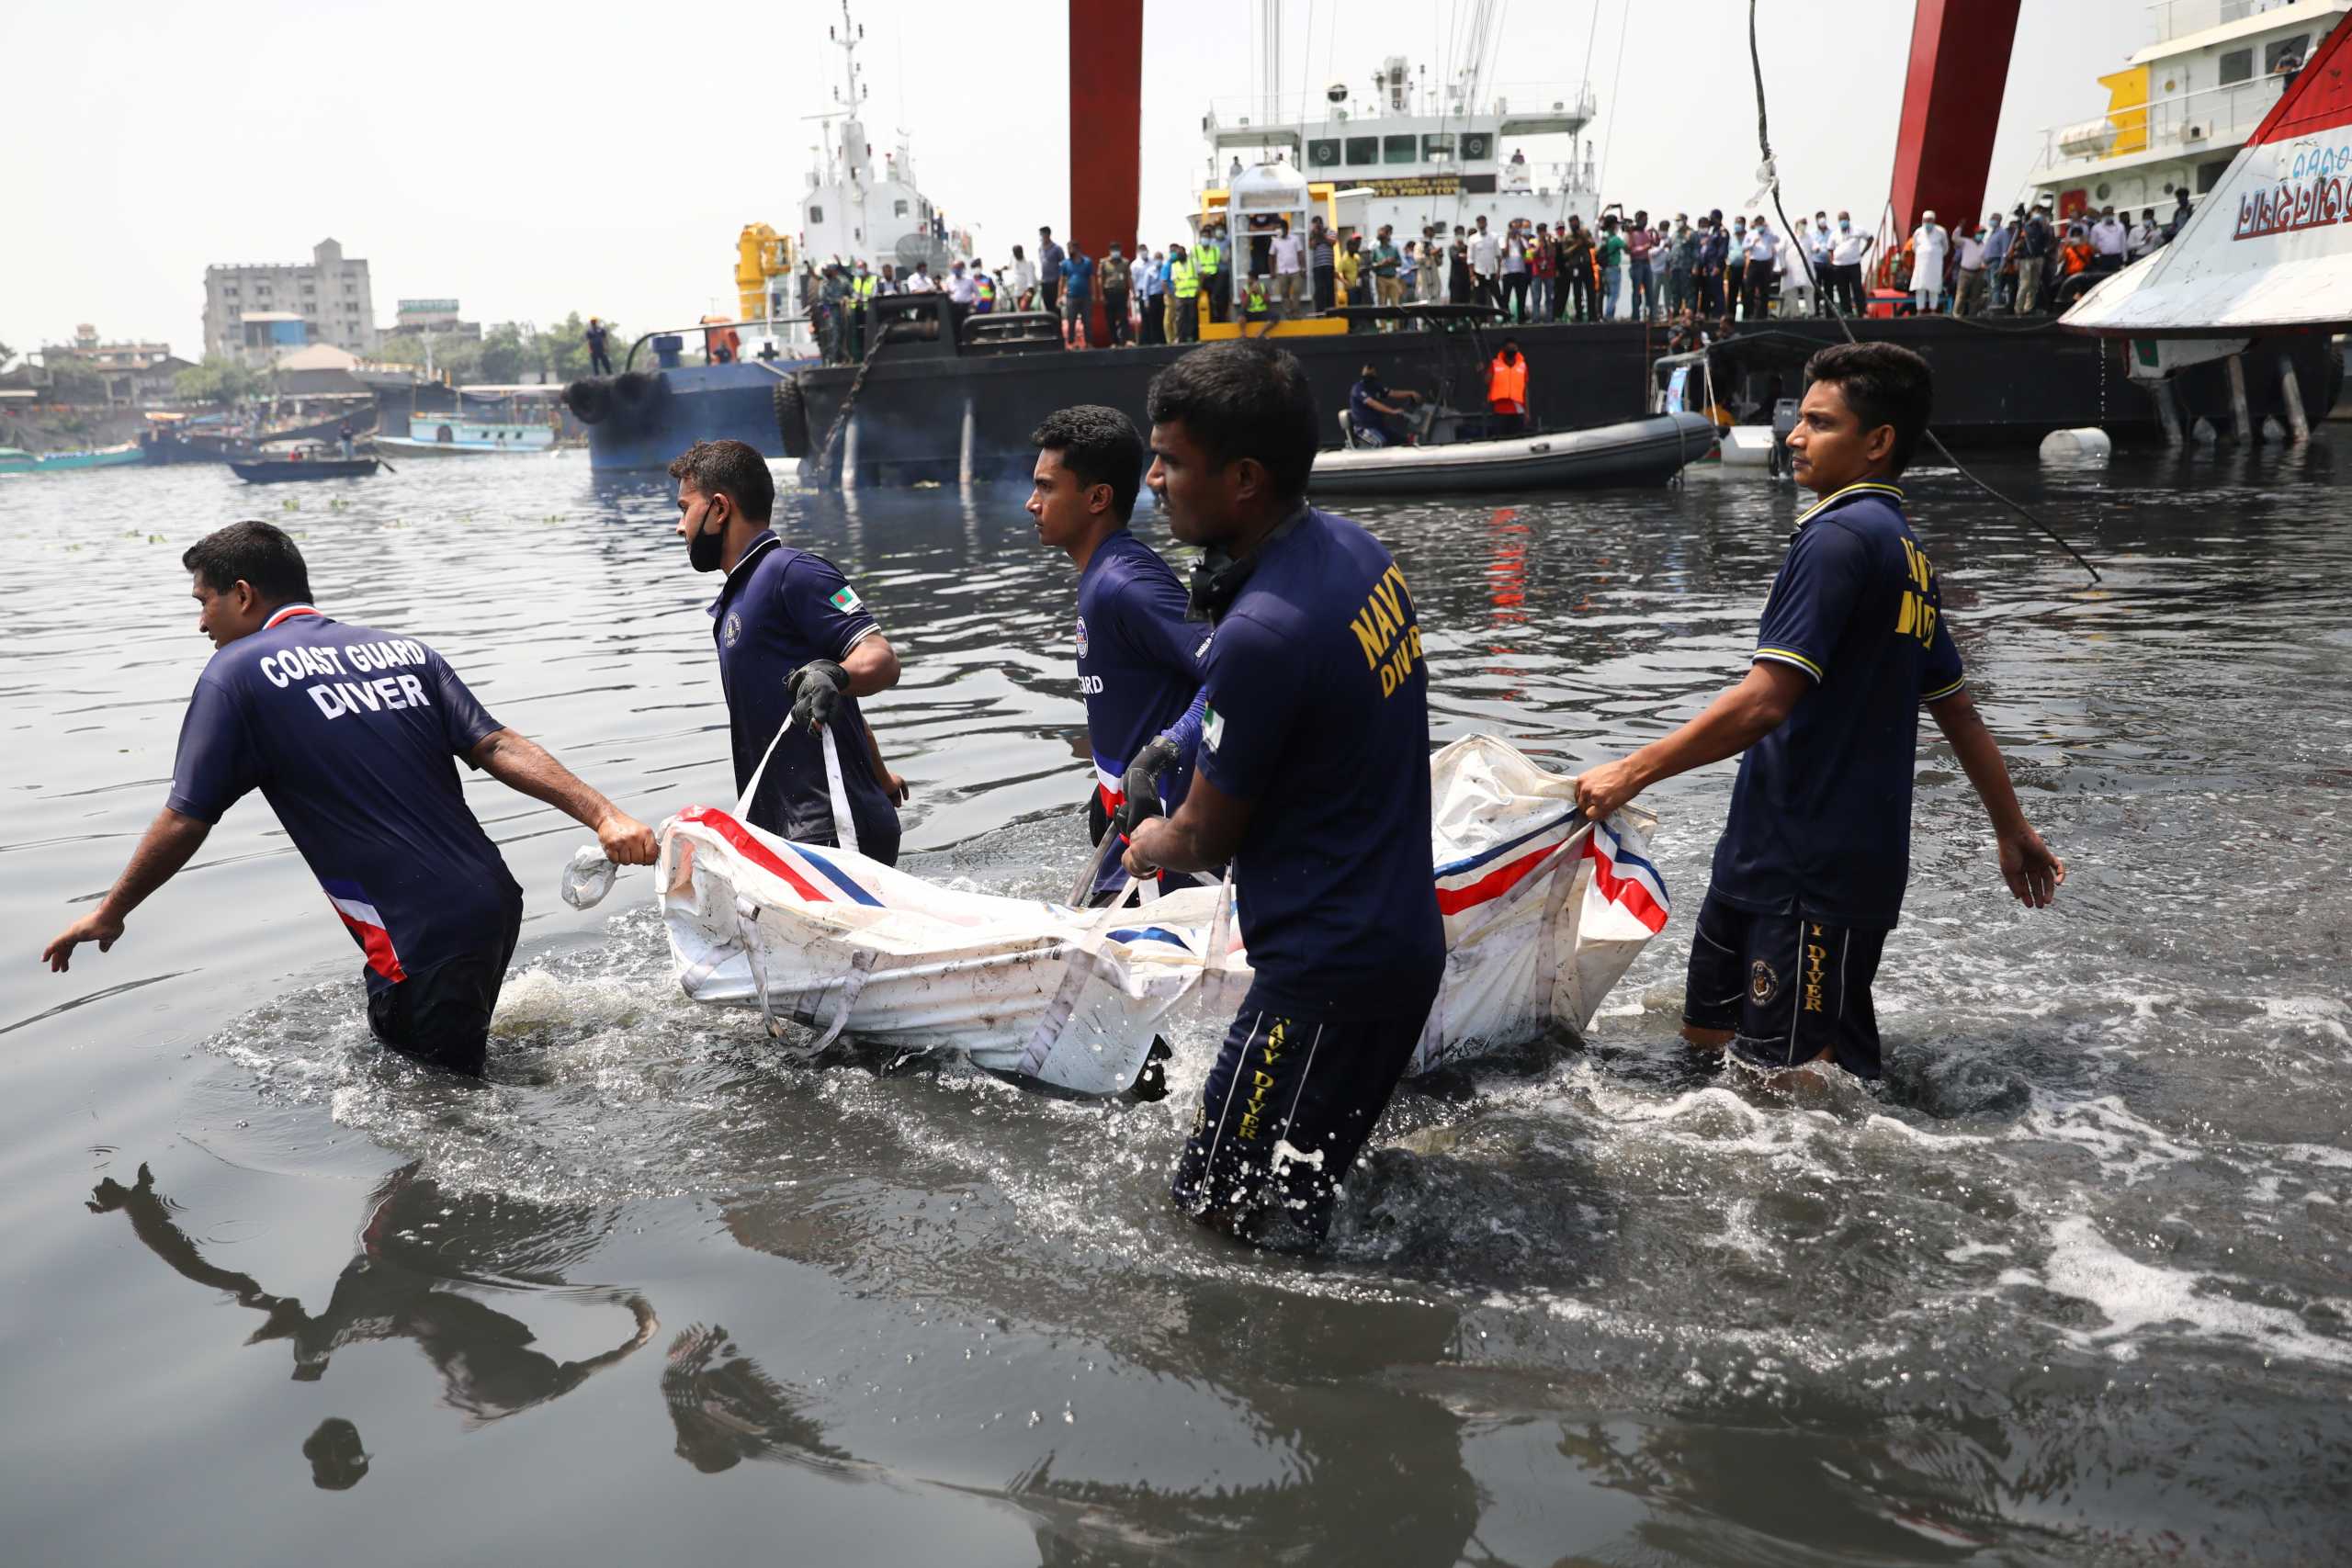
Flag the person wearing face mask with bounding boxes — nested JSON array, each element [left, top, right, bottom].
[[1907, 209, 1951, 314], [670, 439, 905, 862], [39, 520, 658, 1077], [1804, 213, 1835, 318], [1827, 212, 1871, 316], [2088, 206, 2129, 274]]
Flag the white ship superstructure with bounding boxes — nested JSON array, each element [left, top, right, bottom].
[[2029, 0, 2350, 219], [797, 3, 970, 277], [1201, 54, 1602, 241]]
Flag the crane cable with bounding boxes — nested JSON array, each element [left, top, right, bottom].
[[1747, 0, 2101, 584]]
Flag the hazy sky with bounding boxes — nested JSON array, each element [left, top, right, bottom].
[[3, 0, 2147, 359]]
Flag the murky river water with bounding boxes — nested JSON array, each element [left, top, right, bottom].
[[4, 436, 2347, 1564]]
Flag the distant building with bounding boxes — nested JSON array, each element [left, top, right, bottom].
[[388, 298, 482, 342], [37, 326, 192, 406], [202, 238, 379, 366]]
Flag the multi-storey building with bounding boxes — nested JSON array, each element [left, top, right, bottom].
[[200, 238, 379, 367]]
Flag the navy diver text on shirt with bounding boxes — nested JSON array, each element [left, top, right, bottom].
[[1194, 506, 1444, 1022], [166, 609, 520, 993]]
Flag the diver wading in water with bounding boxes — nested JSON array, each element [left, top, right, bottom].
[[1575, 342, 2064, 1079], [39, 521, 657, 1077], [1123, 341, 1444, 1249], [669, 439, 908, 857]]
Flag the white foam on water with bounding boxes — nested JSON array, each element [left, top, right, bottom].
[[2015, 1092, 2205, 1184], [2016, 1214, 2352, 1367]]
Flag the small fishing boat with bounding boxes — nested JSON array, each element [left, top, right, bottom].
[[229, 456, 380, 484], [1309, 412, 1717, 494], [0, 443, 148, 476], [376, 415, 557, 457]]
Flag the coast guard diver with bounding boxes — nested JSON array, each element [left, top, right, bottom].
[[670, 439, 907, 863], [1024, 404, 1206, 903], [1122, 341, 1444, 1249], [1575, 342, 2065, 1080], [39, 520, 659, 1077]]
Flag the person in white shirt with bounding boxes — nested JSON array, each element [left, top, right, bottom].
[[2127, 208, 2159, 261], [1010, 245, 1037, 310], [1908, 209, 1950, 314], [1803, 213, 1834, 317], [1828, 211, 1872, 316], [1952, 224, 1989, 316], [1468, 216, 1501, 311], [1741, 218, 1781, 320], [1269, 219, 1306, 320], [2088, 206, 2130, 274], [905, 262, 939, 294], [946, 260, 978, 306]]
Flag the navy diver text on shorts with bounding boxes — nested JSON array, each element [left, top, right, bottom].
[[1171, 997, 1428, 1246], [1682, 890, 1888, 1078]]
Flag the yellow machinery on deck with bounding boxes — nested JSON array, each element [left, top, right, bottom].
[[736, 224, 797, 324]]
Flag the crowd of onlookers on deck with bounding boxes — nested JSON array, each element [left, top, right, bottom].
[[790, 188, 2199, 364]]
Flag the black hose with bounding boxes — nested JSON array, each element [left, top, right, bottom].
[[1747, 0, 2099, 583]]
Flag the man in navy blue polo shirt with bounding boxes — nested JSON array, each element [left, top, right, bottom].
[[1025, 404, 1206, 903], [1123, 341, 1444, 1249], [1576, 342, 2064, 1079], [40, 520, 657, 1076], [669, 439, 904, 863]]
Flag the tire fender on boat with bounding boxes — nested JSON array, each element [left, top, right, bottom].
[[775, 376, 810, 458], [564, 378, 615, 426]]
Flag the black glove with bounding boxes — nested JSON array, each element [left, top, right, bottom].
[[786, 660, 847, 731], [1112, 735, 1180, 841]]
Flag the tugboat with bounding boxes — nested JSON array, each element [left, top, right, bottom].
[[568, 0, 970, 470]]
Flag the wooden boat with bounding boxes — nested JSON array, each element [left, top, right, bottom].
[[0, 443, 147, 475], [230, 457, 380, 484], [1309, 412, 1718, 494]]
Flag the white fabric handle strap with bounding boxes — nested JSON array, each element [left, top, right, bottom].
[[734, 711, 862, 858]]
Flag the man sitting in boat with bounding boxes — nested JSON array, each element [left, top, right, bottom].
[[1347, 366, 1423, 448], [1573, 343, 2064, 1082], [670, 439, 907, 863], [39, 521, 659, 1077], [1123, 341, 1444, 1249], [1024, 404, 1206, 904]]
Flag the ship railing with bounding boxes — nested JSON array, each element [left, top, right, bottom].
[[1203, 81, 1597, 134], [2030, 71, 2293, 178], [622, 317, 811, 372], [2146, 0, 2322, 42]]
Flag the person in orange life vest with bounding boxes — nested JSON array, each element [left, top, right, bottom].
[[1487, 338, 1531, 436]]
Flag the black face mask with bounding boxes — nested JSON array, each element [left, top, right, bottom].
[[688, 500, 727, 573]]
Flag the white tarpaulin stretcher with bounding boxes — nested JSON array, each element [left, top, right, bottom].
[[646, 735, 1669, 1097]]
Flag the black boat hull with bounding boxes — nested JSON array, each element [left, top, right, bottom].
[[230, 458, 379, 483]]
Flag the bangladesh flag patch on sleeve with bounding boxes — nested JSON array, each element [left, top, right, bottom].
[[1203, 705, 1224, 751], [830, 585, 864, 612]]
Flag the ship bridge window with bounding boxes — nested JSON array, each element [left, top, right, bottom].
[[1458, 130, 1492, 161], [894, 199, 909, 216], [1421, 132, 1454, 163], [2266, 35, 2309, 73], [2219, 48, 2253, 85], [1344, 135, 1378, 164], [1306, 137, 1342, 169], [809, 204, 824, 222], [1383, 133, 1417, 164]]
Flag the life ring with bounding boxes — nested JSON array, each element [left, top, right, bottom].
[[774, 376, 809, 457]]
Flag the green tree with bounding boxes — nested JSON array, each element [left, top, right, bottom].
[[0, 339, 15, 371], [172, 355, 267, 406], [478, 321, 538, 383]]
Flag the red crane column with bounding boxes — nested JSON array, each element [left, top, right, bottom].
[[1069, 0, 1144, 347], [1887, 0, 2024, 234]]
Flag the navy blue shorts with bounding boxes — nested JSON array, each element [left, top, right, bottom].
[[1682, 891, 1888, 1078], [1171, 994, 1429, 1248], [365, 901, 522, 1077]]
